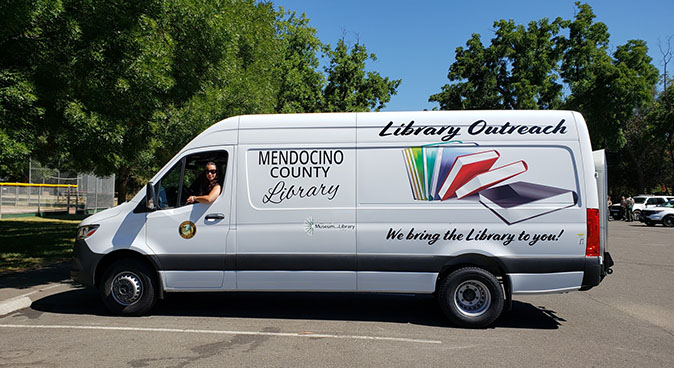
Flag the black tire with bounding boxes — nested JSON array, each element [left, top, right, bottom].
[[612, 214, 622, 221], [633, 210, 641, 221], [645, 220, 655, 227], [663, 215, 674, 228], [100, 259, 157, 316], [437, 267, 504, 328]]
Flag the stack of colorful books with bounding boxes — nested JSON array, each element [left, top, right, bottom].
[[402, 145, 578, 224], [402, 147, 527, 201]]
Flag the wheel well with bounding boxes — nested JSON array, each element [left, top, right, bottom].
[[435, 255, 510, 298], [94, 250, 159, 290]]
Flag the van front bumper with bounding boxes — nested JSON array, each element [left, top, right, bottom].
[[70, 239, 104, 287]]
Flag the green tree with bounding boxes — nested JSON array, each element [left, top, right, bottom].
[[28, 0, 285, 202], [274, 9, 325, 113], [648, 83, 674, 192], [560, 3, 658, 151], [1, 0, 401, 202], [430, 17, 564, 110], [0, 0, 61, 180], [156, 0, 282, 165], [323, 39, 400, 112], [33, 0, 178, 203], [0, 71, 42, 180], [430, 2, 665, 195]]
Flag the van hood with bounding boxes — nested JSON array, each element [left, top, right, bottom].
[[79, 202, 131, 226]]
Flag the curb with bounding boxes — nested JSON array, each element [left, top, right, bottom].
[[0, 283, 72, 316], [0, 296, 32, 316]]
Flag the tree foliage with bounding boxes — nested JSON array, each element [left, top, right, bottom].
[[323, 39, 401, 112], [431, 2, 670, 195], [274, 9, 325, 113], [0, 0, 399, 201], [430, 17, 564, 110], [0, 0, 59, 180]]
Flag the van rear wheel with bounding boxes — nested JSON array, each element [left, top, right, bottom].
[[100, 259, 157, 316], [438, 267, 504, 328]]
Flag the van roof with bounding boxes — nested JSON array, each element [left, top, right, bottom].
[[183, 110, 586, 150]]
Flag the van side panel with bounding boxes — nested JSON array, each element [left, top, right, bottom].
[[223, 111, 592, 294], [235, 114, 358, 290], [356, 111, 587, 293], [508, 272, 584, 293]]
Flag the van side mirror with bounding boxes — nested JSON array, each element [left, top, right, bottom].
[[146, 182, 157, 211]]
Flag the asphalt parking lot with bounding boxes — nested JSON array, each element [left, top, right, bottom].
[[1, 220, 673, 367]]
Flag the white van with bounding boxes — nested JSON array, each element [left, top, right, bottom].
[[71, 111, 613, 328]]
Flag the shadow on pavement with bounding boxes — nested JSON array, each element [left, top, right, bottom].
[[30, 288, 562, 329], [0, 262, 70, 290]]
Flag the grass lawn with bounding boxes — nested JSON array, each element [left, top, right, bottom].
[[0, 217, 80, 274]]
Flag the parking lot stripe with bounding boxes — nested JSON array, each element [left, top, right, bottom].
[[0, 324, 442, 344]]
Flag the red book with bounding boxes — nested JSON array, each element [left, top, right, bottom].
[[455, 160, 528, 199], [439, 150, 500, 200]]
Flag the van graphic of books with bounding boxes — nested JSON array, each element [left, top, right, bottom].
[[478, 181, 578, 224], [402, 146, 577, 224], [402, 146, 527, 201]]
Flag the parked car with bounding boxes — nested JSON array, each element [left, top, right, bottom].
[[609, 203, 624, 220], [632, 195, 674, 221], [640, 199, 674, 227], [611, 195, 674, 221]]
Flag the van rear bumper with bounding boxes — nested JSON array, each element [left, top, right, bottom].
[[579, 252, 613, 291]]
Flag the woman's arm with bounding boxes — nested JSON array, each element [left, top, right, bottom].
[[187, 184, 221, 204]]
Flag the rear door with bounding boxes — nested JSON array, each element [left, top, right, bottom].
[[593, 150, 608, 255]]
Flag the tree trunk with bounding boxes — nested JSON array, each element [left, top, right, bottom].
[[669, 144, 674, 194], [625, 146, 646, 194], [116, 166, 130, 205]]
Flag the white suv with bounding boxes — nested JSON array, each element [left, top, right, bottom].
[[640, 199, 674, 227], [632, 195, 674, 221]]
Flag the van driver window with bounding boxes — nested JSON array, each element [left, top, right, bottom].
[[155, 151, 228, 209]]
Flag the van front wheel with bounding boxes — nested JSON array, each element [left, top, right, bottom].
[[100, 259, 157, 316], [438, 267, 504, 328]]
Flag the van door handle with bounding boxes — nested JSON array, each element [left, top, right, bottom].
[[205, 213, 225, 221]]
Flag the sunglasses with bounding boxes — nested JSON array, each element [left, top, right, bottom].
[[207, 169, 217, 174]]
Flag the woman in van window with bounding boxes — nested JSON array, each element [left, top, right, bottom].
[[186, 162, 221, 204]]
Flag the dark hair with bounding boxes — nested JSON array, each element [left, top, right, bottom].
[[201, 162, 218, 194]]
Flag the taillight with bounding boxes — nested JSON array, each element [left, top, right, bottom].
[[586, 208, 600, 257]]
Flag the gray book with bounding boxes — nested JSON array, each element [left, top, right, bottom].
[[479, 181, 578, 225]]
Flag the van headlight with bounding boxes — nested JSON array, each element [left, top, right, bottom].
[[76, 225, 100, 240]]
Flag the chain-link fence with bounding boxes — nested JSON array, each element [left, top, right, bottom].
[[0, 160, 115, 218], [77, 175, 116, 212]]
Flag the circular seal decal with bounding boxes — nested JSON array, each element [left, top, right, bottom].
[[178, 221, 196, 239]]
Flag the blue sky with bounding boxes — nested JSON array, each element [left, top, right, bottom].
[[273, 0, 674, 111]]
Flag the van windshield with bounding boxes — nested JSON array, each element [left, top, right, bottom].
[[633, 197, 646, 204]]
